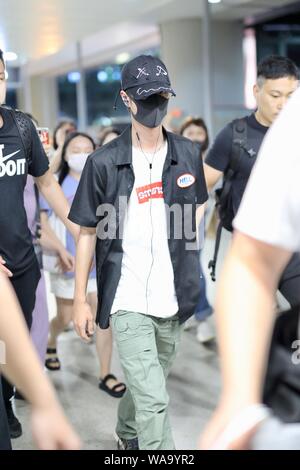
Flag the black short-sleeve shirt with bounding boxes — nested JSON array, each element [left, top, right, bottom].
[[205, 113, 268, 214], [0, 107, 49, 275], [69, 126, 208, 328]]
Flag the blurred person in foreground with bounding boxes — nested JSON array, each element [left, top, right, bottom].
[[0, 271, 80, 450], [0, 48, 78, 438], [200, 86, 300, 450]]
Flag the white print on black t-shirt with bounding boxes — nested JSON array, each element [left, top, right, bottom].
[[136, 181, 164, 204], [0, 144, 25, 177]]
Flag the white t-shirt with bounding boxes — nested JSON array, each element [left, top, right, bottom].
[[234, 87, 300, 252], [111, 141, 179, 318]]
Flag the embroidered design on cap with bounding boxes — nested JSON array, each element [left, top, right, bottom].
[[136, 86, 171, 96], [177, 174, 196, 188]]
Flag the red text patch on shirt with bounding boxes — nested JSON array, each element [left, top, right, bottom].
[[136, 182, 164, 204]]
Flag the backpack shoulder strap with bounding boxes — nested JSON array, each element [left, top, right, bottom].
[[208, 118, 248, 282], [208, 221, 222, 282], [13, 110, 32, 165], [229, 117, 248, 174], [216, 117, 248, 213], [3, 107, 32, 165]]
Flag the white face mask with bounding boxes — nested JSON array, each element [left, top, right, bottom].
[[67, 153, 89, 173]]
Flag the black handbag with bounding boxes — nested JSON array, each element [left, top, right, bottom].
[[263, 304, 300, 423]]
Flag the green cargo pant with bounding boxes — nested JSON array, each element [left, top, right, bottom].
[[111, 310, 182, 450]]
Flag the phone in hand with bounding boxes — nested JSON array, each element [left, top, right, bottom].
[[37, 127, 50, 146]]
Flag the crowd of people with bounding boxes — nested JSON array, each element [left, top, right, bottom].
[[1, 48, 300, 451]]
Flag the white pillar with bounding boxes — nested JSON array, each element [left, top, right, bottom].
[[202, 0, 214, 137], [211, 20, 245, 132], [160, 19, 203, 118], [76, 41, 88, 131], [20, 64, 33, 114], [159, 17, 245, 136], [17, 74, 58, 128]]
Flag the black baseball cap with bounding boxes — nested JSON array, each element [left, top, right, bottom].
[[121, 54, 176, 100]]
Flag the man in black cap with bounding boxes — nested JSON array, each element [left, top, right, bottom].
[[69, 55, 208, 450]]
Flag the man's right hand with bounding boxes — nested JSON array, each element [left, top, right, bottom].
[[0, 256, 12, 277], [73, 299, 95, 341]]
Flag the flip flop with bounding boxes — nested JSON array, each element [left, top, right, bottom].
[[99, 374, 126, 398], [45, 347, 61, 371]]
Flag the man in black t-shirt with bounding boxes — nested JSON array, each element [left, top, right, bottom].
[[204, 55, 300, 308], [0, 49, 78, 440]]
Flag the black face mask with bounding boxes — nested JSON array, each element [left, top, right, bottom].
[[131, 94, 169, 128]]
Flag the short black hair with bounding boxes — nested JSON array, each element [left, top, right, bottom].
[[0, 49, 5, 67], [179, 117, 208, 137], [257, 55, 300, 84], [179, 116, 209, 151]]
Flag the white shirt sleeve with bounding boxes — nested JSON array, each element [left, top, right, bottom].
[[233, 87, 300, 252]]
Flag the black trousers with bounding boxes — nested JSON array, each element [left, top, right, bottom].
[[1, 260, 40, 406], [278, 253, 300, 307], [0, 377, 11, 450]]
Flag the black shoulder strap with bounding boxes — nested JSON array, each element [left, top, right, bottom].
[[208, 221, 222, 282], [218, 118, 248, 206], [2, 106, 32, 165], [33, 183, 41, 238], [208, 118, 248, 282], [229, 117, 248, 173]]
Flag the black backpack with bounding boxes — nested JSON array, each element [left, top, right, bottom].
[[208, 118, 257, 281], [2, 105, 33, 162], [1, 106, 42, 267]]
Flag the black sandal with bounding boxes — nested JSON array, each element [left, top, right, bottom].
[[99, 374, 126, 398], [45, 348, 61, 371]]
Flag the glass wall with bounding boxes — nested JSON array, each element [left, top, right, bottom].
[[56, 74, 77, 122], [85, 63, 126, 127], [5, 89, 18, 108], [254, 11, 300, 67], [5, 65, 20, 109]]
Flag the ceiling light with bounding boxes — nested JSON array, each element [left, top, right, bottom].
[[67, 71, 81, 83], [115, 52, 131, 64], [97, 70, 108, 83], [208, 0, 221, 4]]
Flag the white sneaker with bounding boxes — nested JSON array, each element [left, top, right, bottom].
[[196, 320, 215, 344], [183, 316, 198, 331]]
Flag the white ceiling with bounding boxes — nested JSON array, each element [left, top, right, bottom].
[[0, 0, 296, 63]]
